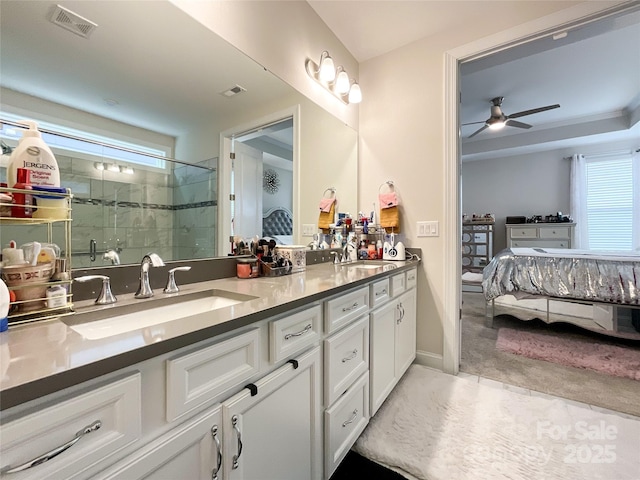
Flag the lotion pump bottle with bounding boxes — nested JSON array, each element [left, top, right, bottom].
[[7, 121, 60, 188]]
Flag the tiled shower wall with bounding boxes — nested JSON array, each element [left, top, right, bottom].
[[1, 152, 217, 268]]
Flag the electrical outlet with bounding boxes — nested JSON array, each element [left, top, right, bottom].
[[302, 224, 316, 236], [417, 221, 439, 237]]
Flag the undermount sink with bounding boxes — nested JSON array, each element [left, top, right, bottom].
[[64, 289, 257, 340], [342, 260, 399, 271]]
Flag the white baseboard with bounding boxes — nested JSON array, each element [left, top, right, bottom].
[[415, 350, 443, 371]]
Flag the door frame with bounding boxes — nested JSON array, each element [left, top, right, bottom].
[[218, 105, 300, 256], [441, 2, 633, 374]]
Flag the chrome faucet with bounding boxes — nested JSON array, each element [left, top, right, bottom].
[[103, 248, 121, 265], [135, 253, 165, 299], [164, 266, 191, 294], [75, 275, 117, 305]]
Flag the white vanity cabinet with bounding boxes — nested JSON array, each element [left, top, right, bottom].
[[369, 269, 417, 415], [222, 346, 322, 480], [93, 406, 223, 480], [0, 373, 141, 480]]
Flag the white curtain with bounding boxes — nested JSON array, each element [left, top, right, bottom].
[[569, 154, 588, 249], [633, 150, 640, 251]]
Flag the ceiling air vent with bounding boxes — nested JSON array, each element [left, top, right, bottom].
[[49, 4, 98, 39], [219, 85, 247, 98]]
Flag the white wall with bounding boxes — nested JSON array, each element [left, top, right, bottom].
[[358, 2, 617, 365]]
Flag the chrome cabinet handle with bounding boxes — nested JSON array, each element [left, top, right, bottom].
[[231, 415, 243, 470], [375, 289, 387, 297], [211, 425, 222, 480], [1, 420, 101, 474], [284, 323, 312, 340], [408, 274, 415, 281], [342, 409, 358, 427], [342, 302, 359, 312], [396, 302, 405, 324], [341, 349, 358, 363]]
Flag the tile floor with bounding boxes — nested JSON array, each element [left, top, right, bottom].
[[456, 371, 640, 422]]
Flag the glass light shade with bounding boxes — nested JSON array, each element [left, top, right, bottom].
[[107, 163, 121, 172], [348, 82, 362, 104], [488, 121, 505, 130], [319, 55, 336, 82], [122, 166, 134, 175], [334, 70, 350, 95], [94, 162, 105, 171]]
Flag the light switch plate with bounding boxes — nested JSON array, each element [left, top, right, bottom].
[[302, 224, 316, 236], [417, 221, 439, 237]]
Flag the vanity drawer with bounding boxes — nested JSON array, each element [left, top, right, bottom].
[[405, 268, 417, 289], [511, 240, 569, 249], [325, 286, 369, 334], [370, 278, 390, 308], [324, 372, 369, 478], [389, 272, 406, 297], [538, 226, 570, 239], [269, 304, 322, 363], [0, 373, 141, 480], [509, 227, 538, 238], [166, 328, 260, 422], [324, 316, 369, 406]]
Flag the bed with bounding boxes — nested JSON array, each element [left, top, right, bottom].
[[482, 247, 640, 339], [262, 206, 293, 245]]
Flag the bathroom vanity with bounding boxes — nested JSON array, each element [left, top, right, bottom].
[[0, 259, 418, 480]]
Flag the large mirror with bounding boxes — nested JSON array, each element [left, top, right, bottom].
[[0, 0, 358, 267]]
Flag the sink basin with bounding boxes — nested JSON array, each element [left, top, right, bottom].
[[64, 289, 257, 340], [341, 260, 399, 271]]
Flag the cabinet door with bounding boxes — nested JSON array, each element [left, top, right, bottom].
[[222, 346, 322, 480], [95, 407, 222, 480], [395, 288, 417, 379], [369, 301, 397, 416]]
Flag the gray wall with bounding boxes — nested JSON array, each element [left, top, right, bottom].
[[461, 138, 638, 254]]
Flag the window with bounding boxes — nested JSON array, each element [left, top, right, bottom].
[[0, 112, 168, 170], [575, 152, 639, 251]]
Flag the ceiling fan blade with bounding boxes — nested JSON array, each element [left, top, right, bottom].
[[468, 124, 488, 138], [508, 104, 560, 119], [461, 120, 487, 126], [505, 119, 532, 129]]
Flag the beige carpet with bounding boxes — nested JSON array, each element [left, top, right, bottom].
[[460, 292, 640, 417]]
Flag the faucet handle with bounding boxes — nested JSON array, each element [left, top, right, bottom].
[[164, 266, 191, 294], [75, 275, 117, 305]]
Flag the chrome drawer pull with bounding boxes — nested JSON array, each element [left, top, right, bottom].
[[232, 415, 243, 470], [211, 425, 222, 480], [284, 323, 312, 340], [342, 409, 358, 427], [375, 289, 387, 297], [1, 420, 101, 474], [341, 349, 358, 363], [342, 302, 359, 312]]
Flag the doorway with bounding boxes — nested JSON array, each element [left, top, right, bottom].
[[443, 3, 636, 374], [218, 107, 299, 256]]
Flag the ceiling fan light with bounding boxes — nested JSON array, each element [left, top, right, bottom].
[[488, 121, 505, 130]]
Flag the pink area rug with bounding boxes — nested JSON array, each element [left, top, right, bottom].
[[496, 327, 640, 381]]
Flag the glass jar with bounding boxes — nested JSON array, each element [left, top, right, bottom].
[[237, 258, 259, 279]]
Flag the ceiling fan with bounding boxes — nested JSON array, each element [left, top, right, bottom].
[[463, 96, 560, 138]]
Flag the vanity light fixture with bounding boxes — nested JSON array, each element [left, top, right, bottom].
[[306, 51, 362, 105], [107, 163, 121, 173], [94, 162, 105, 171], [122, 166, 134, 175]]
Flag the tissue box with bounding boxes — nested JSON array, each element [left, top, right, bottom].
[[275, 245, 306, 272]]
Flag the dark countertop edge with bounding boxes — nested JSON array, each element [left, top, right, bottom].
[[1, 261, 419, 411]]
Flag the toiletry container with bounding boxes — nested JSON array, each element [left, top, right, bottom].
[[11, 168, 33, 218], [0, 279, 9, 332], [31, 186, 68, 220], [7, 121, 60, 187]]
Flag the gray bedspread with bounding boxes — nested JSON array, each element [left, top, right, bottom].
[[482, 248, 640, 305]]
